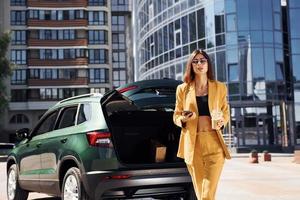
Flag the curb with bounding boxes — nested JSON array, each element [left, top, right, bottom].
[[0, 156, 7, 162]]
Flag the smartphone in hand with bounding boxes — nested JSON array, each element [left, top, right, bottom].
[[182, 110, 193, 117]]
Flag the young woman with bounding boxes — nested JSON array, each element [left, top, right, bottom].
[[173, 49, 231, 200]]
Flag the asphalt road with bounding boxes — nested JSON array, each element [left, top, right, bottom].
[[1, 154, 300, 200]]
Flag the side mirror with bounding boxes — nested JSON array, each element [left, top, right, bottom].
[[16, 128, 30, 141]]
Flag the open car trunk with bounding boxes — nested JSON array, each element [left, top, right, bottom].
[[101, 89, 185, 166]]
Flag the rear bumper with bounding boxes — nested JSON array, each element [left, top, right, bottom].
[[82, 168, 192, 200]]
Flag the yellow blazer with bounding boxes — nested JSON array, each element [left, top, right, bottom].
[[173, 79, 231, 165]]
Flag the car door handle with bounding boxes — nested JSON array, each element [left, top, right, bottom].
[[60, 138, 68, 143], [36, 143, 42, 148]]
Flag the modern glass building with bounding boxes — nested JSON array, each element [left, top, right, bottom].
[[0, 0, 133, 142], [134, 0, 299, 151]]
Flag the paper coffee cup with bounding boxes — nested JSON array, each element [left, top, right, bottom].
[[211, 110, 223, 130]]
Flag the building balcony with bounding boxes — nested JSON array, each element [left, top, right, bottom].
[[27, 0, 87, 8], [28, 58, 88, 66], [27, 19, 88, 28], [28, 38, 88, 47], [28, 77, 88, 86]]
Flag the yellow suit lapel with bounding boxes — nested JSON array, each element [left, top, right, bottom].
[[187, 81, 198, 115], [208, 80, 214, 113]]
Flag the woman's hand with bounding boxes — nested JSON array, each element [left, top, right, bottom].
[[215, 118, 225, 130], [181, 111, 194, 123]]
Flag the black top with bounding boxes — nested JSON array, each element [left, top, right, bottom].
[[196, 95, 211, 116]]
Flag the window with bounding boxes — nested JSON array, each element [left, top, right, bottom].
[[11, 69, 27, 85], [30, 69, 39, 79], [75, 10, 85, 19], [113, 70, 126, 87], [58, 88, 76, 99], [88, 11, 107, 25], [11, 0, 26, 6], [35, 111, 58, 135], [90, 87, 108, 94], [112, 52, 126, 68], [228, 64, 239, 82], [57, 30, 75, 40], [112, 15, 125, 31], [112, 33, 125, 49], [11, 89, 27, 102], [44, 10, 51, 20], [58, 69, 77, 79], [88, 30, 108, 44], [9, 114, 29, 124], [77, 104, 91, 124], [58, 106, 78, 129], [89, 49, 108, 64], [11, 11, 26, 25], [175, 30, 181, 46], [88, 0, 107, 6], [89, 68, 109, 83], [11, 50, 26, 64], [29, 10, 39, 19], [40, 88, 58, 100], [40, 49, 57, 60], [11, 31, 26, 45]]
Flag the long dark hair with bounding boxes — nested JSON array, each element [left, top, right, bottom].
[[183, 49, 214, 83]]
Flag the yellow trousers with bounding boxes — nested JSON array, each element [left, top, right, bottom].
[[186, 129, 225, 200]]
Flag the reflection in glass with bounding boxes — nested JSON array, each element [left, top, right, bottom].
[[226, 32, 237, 45], [228, 63, 239, 81], [253, 81, 266, 100], [276, 63, 284, 80], [252, 48, 264, 79], [290, 8, 300, 38], [205, 3, 215, 38], [250, 31, 263, 43], [264, 48, 276, 80], [291, 39, 300, 54], [225, 0, 236, 13], [262, 0, 273, 30], [236, 0, 249, 30], [226, 14, 237, 31], [292, 55, 300, 81], [263, 31, 274, 43], [216, 51, 226, 81], [197, 9, 205, 39], [227, 49, 238, 63], [249, 0, 262, 30], [189, 12, 196, 42]]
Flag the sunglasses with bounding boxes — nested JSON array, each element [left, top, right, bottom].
[[192, 59, 207, 65]]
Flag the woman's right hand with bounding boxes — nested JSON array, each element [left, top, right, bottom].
[[181, 110, 194, 123]]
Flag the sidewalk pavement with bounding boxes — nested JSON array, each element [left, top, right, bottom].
[[1, 153, 299, 200], [217, 153, 300, 200]]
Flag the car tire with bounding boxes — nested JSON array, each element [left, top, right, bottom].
[[7, 164, 29, 200], [61, 167, 89, 200]]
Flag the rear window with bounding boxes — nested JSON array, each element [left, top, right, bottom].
[[58, 106, 78, 129], [77, 104, 91, 124]]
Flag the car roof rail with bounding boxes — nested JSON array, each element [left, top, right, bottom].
[[55, 93, 102, 105]]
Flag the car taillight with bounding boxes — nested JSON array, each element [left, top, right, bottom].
[[86, 131, 112, 147], [117, 85, 138, 93]]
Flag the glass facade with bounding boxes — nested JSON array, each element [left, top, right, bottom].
[[134, 0, 298, 150]]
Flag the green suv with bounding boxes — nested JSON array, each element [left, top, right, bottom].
[[6, 79, 195, 200]]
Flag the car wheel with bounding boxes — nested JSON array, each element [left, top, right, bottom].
[[61, 167, 89, 200], [7, 164, 29, 200]]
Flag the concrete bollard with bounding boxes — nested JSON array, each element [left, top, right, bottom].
[[249, 150, 259, 163], [262, 150, 271, 162]]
